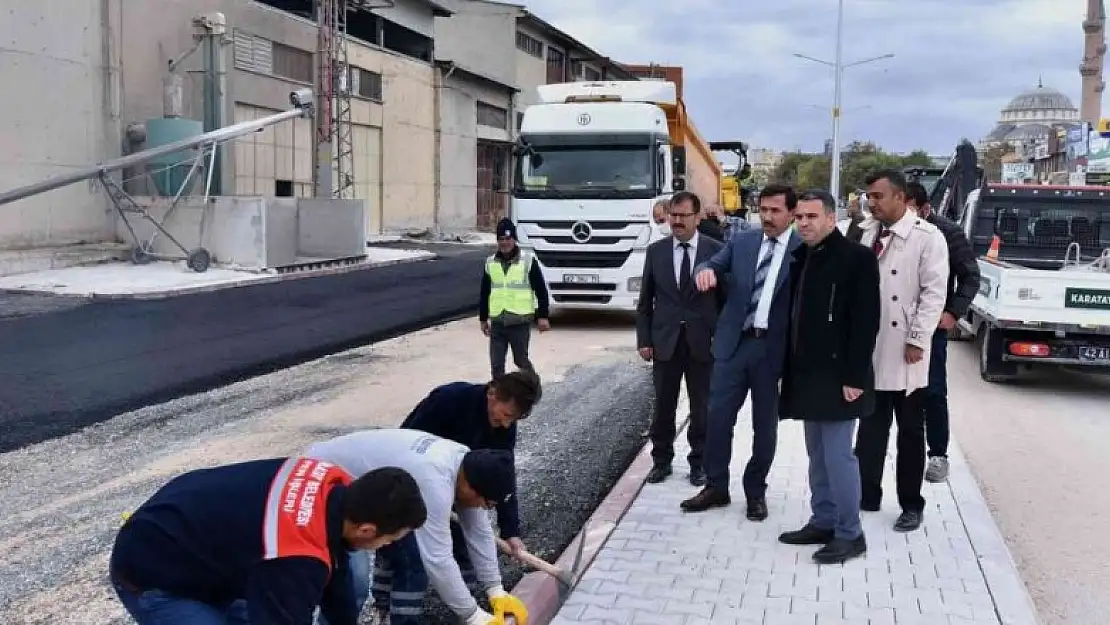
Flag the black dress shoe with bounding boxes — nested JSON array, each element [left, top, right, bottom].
[[680, 487, 731, 512], [645, 465, 672, 484], [893, 510, 923, 532], [813, 534, 867, 564], [778, 524, 835, 546], [688, 467, 706, 487], [746, 498, 768, 521], [860, 499, 881, 512]]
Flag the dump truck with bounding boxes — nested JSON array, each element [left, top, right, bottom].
[[511, 78, 720, 312]]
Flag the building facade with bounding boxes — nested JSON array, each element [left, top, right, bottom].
[[434, 0, 634, 231]]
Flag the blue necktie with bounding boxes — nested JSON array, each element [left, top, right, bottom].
[[744, 238, 777, 330]]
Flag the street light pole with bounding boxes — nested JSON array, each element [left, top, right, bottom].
[[831, 0, 845, 198], [793, 0, 893, 199]]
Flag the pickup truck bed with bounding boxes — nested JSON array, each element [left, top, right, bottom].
[[962, 256, 1110, 381]]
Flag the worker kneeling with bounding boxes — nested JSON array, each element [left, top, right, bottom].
[[309, 429, 530, 625], [110, 457, 426, 625]]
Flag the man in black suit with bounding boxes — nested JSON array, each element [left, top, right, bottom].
[[636, 191, 725, 486]]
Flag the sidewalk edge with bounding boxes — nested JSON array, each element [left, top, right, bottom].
[[947, 440, 1041, 625], [512, 401, 688, 625], [0, 253, 436, 301]]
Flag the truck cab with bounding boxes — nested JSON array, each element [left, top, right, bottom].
[[511, 81, 683, 312]]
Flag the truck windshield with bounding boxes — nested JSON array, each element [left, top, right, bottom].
[[513, 146, 657, 199]]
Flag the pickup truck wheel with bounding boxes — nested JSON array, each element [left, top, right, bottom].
[[978, 325, 1018, 383]]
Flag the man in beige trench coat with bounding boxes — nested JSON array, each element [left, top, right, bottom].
[[853, 169, 949, 533]]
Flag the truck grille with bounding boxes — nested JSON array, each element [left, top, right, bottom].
[[535, 250, 632, 269], [527, 220, 638, 229]]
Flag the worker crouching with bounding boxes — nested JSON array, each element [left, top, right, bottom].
[[308, 429, 529, 625], [110, 458, 426, 625]]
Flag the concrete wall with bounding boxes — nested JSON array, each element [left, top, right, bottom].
[[434, 2, 517, 89], [120, 195, 365, 269], [0, 0, 121, 248], [117, 0, 435, 235], [437, 71, 513, 231], [514, 24, 549, 110]]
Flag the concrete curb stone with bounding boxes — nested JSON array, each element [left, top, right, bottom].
[[0, 253, 437, 301]]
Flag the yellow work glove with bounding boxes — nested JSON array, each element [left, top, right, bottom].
[[464, 608, 503, 625], [488, 589, 528, 625]]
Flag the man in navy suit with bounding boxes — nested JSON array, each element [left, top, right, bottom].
[[680, 184, 801, 521]]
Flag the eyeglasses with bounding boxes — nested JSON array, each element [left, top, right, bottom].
[[669, 212, 698, 219]]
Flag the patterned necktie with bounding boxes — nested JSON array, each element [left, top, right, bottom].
[[872, 229, 892, 256], [678, 242, 691, 293], [743, 238, 777, 330]]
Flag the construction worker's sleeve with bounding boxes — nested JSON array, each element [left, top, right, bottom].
[[400, 385, 449, 431], [244, 556, 348, 625], [494, 464, 521, 540], [318, 553, 360, 625], [414, 483, 482, 619], [479, 267, 492, 322], [527, 259, 550, 318], [456, 506, 503, 589]]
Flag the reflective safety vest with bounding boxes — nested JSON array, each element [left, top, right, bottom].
[[486, 252, 537, 319]]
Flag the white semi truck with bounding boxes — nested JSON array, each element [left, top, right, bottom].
[[510, 80, 719, 312]]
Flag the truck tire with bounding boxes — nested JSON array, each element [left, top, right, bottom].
[[978, 323, 1018, 383]]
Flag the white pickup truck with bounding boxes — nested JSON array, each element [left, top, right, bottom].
[[955, 184, 1110, 382]]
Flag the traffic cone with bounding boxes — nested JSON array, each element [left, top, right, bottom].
[[986, 235, 1000, 260]]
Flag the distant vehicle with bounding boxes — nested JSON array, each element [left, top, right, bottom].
[[511, 80, 721, 313], [957, 184, 1110, 382]]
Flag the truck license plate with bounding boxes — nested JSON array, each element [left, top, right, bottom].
[[563, 273, 599, 285], [1078, 346, 1110, 363]]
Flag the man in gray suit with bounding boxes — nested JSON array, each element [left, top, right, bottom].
[[636, 191, 725, 486]]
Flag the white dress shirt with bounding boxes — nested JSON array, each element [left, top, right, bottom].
[[672, 231, 700, 284], [751, 229, 792, 329]]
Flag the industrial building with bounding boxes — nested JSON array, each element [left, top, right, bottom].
[[434, 0, 635, 230], [0, 0, 633, 259]]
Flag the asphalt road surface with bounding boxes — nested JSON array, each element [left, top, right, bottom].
[[0, 316, 649, 625], [947, 339, 1110, 625], [0, 243, 489, 453]]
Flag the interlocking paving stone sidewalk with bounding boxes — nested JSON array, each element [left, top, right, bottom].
[[551, 403, 1033, 625]]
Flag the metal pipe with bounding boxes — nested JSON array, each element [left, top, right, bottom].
[[0, 94, 313, 207], [830, 0, 844, 198]]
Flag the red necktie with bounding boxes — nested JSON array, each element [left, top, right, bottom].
[[872, 229, 892, 256]]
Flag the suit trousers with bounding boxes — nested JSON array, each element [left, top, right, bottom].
[[649, 326, 711, 470], [703, 337, 780, 499], [922, 329, 950, 457], [804, 420, 863, 540], [855, 389, 927, 513]]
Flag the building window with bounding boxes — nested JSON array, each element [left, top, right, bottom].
[[349, 66, 383, 101], [275, 179, 294, 197], [584, 67, 601, 81], [546, 47, 565, 83], [516, 31, 543, 58], [382, 18, 433, 62], [272, 42, 313, 83], [570, 60, 583, 78], [516, 112, 524, 131], [477, 102, 508, 129]]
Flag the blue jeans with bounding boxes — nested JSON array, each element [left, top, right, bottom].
[[113, 580, 249, 625], [317, 550, 373, 625], [922, 328, 950, 457], [804, 420, 862, 541]]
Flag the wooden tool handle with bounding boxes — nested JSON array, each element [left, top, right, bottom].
[[494, 536, 564, 578]]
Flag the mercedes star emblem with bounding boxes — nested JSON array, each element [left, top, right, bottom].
[[577, 113, 591, 126], [570, 221, 593, 243]]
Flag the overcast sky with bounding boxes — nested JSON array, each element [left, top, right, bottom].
[[519, 0, 1092, 156]]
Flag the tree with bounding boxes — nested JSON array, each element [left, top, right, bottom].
[[767, 142, 937, 197]]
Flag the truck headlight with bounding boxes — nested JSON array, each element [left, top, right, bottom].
[[627, 277, 641, 292]]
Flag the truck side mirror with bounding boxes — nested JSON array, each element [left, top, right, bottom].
[[672, 177, 686, 192], [672, 146, 687, 177]]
